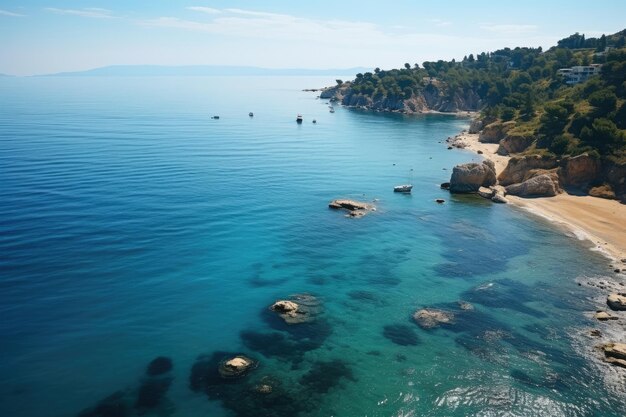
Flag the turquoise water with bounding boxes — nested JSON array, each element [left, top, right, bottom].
[[0, 76, 623, 417]]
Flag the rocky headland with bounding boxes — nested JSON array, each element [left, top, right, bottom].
[[320, 81, 479, 114]]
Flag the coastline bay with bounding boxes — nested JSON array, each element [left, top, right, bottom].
[[0, 76, 624, 417]]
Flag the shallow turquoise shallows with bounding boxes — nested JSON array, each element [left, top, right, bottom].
[[0, 76, 623, 417]]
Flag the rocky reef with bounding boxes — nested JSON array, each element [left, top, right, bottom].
[[329, 199, 375, 218]]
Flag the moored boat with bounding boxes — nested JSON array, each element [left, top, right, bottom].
[[296, 114, 303, 123]]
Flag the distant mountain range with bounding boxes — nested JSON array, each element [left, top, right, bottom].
[[35, 65, 371, 77]]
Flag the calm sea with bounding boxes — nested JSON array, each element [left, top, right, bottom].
[[0, 76, 624, 417]]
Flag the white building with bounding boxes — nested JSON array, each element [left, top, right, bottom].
[[557, 64, 602, 85]]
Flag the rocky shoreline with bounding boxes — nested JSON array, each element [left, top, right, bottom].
[[444, 121, 626, 371]]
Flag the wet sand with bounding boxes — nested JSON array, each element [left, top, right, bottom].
[[456, 132, 626, 263]]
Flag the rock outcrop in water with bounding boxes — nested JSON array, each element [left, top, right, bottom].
[[218, 355, 258, 378], [413, 308, 454, 329], [600, 343, 626, 368], [329, 199, 375, 218], [270, 294, 321, 324], [607, 293, 626, 310], [449, 160, 497, 193]]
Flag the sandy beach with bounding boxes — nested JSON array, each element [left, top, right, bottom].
[[455, 131, 626, 263]]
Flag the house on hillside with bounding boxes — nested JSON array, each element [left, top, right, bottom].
[[556, 64, 602, 85]]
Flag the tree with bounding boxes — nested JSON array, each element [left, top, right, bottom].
[[588, 90, 617, 116], [374, 67, 380, 74], [404, 63, 411, 70], [336, 79, 343, 86], [540, 103, 570, 135], [596, 34, 607, 52]]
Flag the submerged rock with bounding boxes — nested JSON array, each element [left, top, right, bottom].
[[607, 293, 626, 311], [146, 357, 173, 376], [457, 301, 474, 311], [413, 308, 455, 329], [600, 343, 626, 368], [218, 355, 258, 379]]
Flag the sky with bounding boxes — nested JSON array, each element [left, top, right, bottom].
[[1, 0, 625, 76]]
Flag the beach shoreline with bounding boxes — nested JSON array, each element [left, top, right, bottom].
[[454, 131, 626, 264]]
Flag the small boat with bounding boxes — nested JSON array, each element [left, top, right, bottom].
[[249, 112, 254, 117], [312, 119, 317, 124], [329, 108, 335, 113], [393, 184, 413, 193], [211, 115, 220, 119], [296, 114, 303, 124], [394, 169, 413, 193]]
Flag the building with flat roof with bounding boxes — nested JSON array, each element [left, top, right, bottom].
[[556, 64, 602, 85]]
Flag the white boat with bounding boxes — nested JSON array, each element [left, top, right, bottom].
[[393, 184, 413, 193], [394, 169, 413, 193], [296, 114, 303, 123]]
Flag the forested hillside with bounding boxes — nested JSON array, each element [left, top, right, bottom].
[[330, 30, 626, 164]]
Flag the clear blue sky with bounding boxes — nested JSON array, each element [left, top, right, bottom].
[[1, 0, 625, 75]]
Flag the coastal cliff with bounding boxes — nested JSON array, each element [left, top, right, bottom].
[[321, 80, 480, 114], [325, 29, 626, 203]]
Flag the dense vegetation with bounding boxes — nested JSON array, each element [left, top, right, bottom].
[[344, 30, 626, 162]]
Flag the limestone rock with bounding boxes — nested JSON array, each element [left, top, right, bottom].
[[468, 119, 483, 134], [589, 184, 616, 200], [329, 199, 371, 211], [478, 186, 495, 199], [498, 155, 558, 186], [218, 355, 258, 378], [607, 293, 626, 311], [600, 343, 626, 368], [271, 300, 298, 313], [413, 308, 454, 329], [329, 199, 373, 218], [595, 311, 618, 321], [491, 193, 508, 204], [497, 134, 534, 156], [270, 294, 321, 324], [449, 160, 497, 193], [478, 121, 515, 144], [505, 171, 561, 197], [561, 154, 600, 187]]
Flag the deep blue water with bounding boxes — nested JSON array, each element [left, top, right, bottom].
[[0, 76, 624, 417]]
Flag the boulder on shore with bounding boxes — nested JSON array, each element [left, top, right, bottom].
[[607, 293, 626, 311], [600, 343, 626, 368], [477, 186, 495, 199], [497, 134, 534, 156], [589, 184, 616, 200], [505, 170, 561, 197], [498, 155, 558, 186], [413, 308, 454, 329], [449, 160, 497, 193], [478, 121, 515, 144], [468, 119, 483, 134]]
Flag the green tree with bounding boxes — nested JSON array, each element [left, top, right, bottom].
[[540, 103, 570, 135], [588, 90, 617, 115]]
